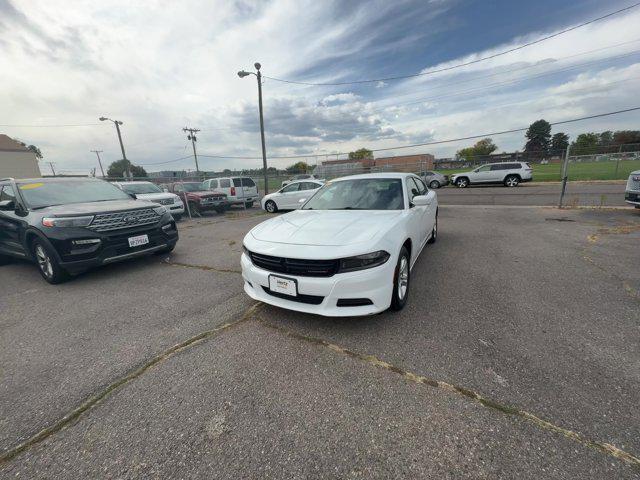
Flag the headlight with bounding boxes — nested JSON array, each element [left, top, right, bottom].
[[42, 216, 94, 227], [153, 205, 168, 215], [174, 197, 183, 205], [338, 250, 390, 273]]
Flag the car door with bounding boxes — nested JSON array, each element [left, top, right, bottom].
[[278, 182, 302, 208], [472, 164, 494, 183], [406, 177, 428, 259], [0, 184, 27, 258], [489, 164, 508, 182]]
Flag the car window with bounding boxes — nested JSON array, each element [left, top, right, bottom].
[[17, 180, 130, 208], [477, 165, 492, 172], [120, 182, 162, 194], [302, 178, 404, 211], [220, 179, 231, 188], [234, 177, 256, 187], [490, 164, 505, 171], [424, 171, 433, 176], [208, 179, 218, 188], [413, 177, 428, 195], [174, 184, 184, 192], [407, 178, 421, 201], [0, 185, 16, 202], [281, 183, 300, 193]]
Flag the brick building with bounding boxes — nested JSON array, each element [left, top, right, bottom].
[[321, 153, 434, 172]]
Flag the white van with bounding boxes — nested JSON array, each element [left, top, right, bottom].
[[202, 177, 258, 208]]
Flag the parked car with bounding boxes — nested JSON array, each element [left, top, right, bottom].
[[113, 181, 185, 220], [162, 182, 228, 215], [281, 174, 322, 187], [450, 162, 533, 188], [0, 177, 178, 284], [421, 171, 449, 189], [202, 177, 258, 208], [242, 173, 437, 316], [261, 180, 324, 213], [625, 170, 640, 208]]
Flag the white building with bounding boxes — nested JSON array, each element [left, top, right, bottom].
[[0, 134, 41, 179]]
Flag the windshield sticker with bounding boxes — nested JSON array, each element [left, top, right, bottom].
[[19, 183, 45, 190]]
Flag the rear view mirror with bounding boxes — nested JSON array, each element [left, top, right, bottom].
[[0, 200, 15, 211]]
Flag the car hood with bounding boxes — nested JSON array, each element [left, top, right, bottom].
[[134, 192, 179, 202], [187, 191, 225, 198], [250, 209, 403, 246], [32, 199, 156, 215]]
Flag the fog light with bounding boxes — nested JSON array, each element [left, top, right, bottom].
[[72, 239, 101, 246], [162, 223, 175, 232]]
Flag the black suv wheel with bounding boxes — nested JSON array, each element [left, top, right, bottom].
[[32, 239, 69, 284]]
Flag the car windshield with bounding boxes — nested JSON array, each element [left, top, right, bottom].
[[120, 183, 162, 194], [182, 182, 206, 192], [17, 180, 131, 209], [301, 178, 404, 210]]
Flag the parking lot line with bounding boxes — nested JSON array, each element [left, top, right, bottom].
[[0, 302, 262, 464], [258, 320, 640, 470], [161, 258, 242, 274]]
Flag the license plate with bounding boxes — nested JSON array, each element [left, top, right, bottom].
[[269, 275, 297, 297], [128, 234, 149, 248]]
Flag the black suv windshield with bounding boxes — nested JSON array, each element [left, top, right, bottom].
[[18, 180, 130, 209], [120, 183, 162, 194], [301, 178, 404, 210]]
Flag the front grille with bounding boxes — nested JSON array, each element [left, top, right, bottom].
[[88, 208, 160, 232], [262, 286, 324, 305], [249, 251, 339, 277], [156, 198, 173, 206], [627, 176, 640, 192]]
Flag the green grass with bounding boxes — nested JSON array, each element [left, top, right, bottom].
[[436, 159, 640, 182]]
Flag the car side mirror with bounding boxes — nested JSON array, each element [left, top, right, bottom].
[[412, 192, 434, 206], [0, 200, 15, 211], [128, 193, 137, 200]]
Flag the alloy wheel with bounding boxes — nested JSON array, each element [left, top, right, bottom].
[[397, 256, 409, 300], [35, 244, 53, 279]]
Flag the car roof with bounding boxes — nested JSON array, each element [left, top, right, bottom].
[[331, 172, 419, 181]]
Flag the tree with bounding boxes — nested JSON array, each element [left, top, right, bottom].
[[348, 148, 373, 160], [598, 131, 613, 146], [570, 133, 599, 156], [524, 119, 551, 158], [27, 145, 43, 159], [455, 138, 497, 161], [107, 159, 147, 178], [550, 133, 569, 155], [285, 161, 310, 174]]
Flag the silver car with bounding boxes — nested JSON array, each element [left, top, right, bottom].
[[625, 170, 640, 208], [421, 171, 449, 189]]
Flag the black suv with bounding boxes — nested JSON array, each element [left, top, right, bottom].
[[0, 177, 179, 284]]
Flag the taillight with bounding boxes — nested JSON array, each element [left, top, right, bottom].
[[230, 186, 236, 196]]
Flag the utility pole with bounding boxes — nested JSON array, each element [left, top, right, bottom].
[[46, 162, 56, 176], [238, 62, 269, 194], [182, 127, 201, 175], [99, 117, 131, 178], [91, 150, 105, 177], [558, 145, 571, 208]]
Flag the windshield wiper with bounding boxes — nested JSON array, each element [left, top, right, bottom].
[[328, 207, 366, 210]]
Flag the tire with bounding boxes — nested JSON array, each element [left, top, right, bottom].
[[455, 177, 469, 188], [427, 212, 438, 244], [390, 246, 411, 311], [245, 201, 254, 208], [215, 207, 226, 214], [429, 180, 440, 189], [32, 238, 69, 284], [0, 253, 12, 266], [504, 175, 520, 187], [265, 200, 278, 213]]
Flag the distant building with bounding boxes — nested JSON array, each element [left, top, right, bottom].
[[321, 153, 434, 174], [0, 134, 41, 178]]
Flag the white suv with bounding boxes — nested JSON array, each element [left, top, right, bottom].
[[113, 181, 185, 220], [625, 170, 640, 208], [202, 177, 258, 208], [450, 162, 533, 188]]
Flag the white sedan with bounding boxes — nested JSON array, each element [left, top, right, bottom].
[[261, 180, 324, 213], [242, 173, 438, 316]]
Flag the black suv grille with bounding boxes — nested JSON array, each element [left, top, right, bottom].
[[88, 208, 160, 232], [248, 251, 339, 277]]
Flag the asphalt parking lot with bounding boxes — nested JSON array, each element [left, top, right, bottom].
[[1, 205, 639, 478]]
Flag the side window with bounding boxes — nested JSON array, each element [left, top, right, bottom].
[[477, 165, 492, 172], [220, 179, 231, 188], [0, 185, 16, 201], [242, 178, 256, 187], [209, 179, 218, 188], [413, 177, 428, 195], [407, 178, 421, 201], [281, 183, 300, 193], [174, 184, 184, 192], [490, 164, 503, 171]]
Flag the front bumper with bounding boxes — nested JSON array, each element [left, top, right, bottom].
[[625, 191, 640, 205], [240, 252, 395, 317], [169, 203, 185, 216], [198, 199, 229, 211], [230, 196, 257, 205], [46, 216, 179, 273]]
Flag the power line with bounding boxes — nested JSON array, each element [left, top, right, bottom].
[[195, 106, 640, 160], [137, 154, 195, 166], [264, 2, 640, 86], [0, 123, 104, 127]]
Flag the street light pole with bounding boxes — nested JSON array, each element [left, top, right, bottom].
[[238, 62, 269, 194], [99, 117, 131, 178]]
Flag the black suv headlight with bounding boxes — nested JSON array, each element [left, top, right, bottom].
[[338, 250, 390, 273], [42, 216, 94, 227]]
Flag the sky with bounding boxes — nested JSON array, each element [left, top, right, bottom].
[[1, 0, 640, 174]]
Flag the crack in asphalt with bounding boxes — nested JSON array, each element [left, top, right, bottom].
[[259, 320, 640, 470], [0, 302, 262, 464], [161, 259, 242, 274]]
